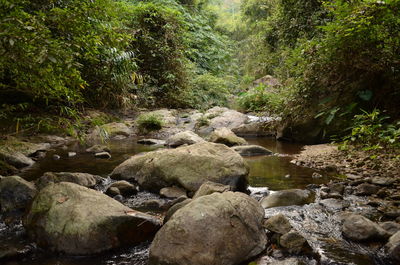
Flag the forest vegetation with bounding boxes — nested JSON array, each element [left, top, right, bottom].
[[0, 0, 399, 150]]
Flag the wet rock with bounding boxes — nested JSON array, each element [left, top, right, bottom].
[[36, 172, 102, 189], [141, 199, 169, 210], [94, 152, 111, 159], [342, 214, 389, 241], [85, 145, 110, 154], [106, 181, 137, 197], [280, 230, 307, 254], [260, 189, 315, 209], [209, 127, 247, 147], [231, 145, 273, 156], [24, 182, 161, 255], [67, 152, 76, 157], [149, 192, 267, 265], [380, 221, 400, 236], [0, 176, 37, 213], [159, 186, 187, 199], [0, 150, 34, 168], [192, 181, 231, 199], [165, 131, 204, 148], [386, 231, 400, 261], [53, 154, 60, 160], [370, 177, 395, 186], [355, 183, 381, 196], [264, 214, 292, 234], [111, 142, 249, 193], [346, 174, 363, 180], [137, 139, 166, 145], [164, 198, 192, 224], [328, 182, 345, 195]]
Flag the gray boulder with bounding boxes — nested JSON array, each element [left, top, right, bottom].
[[342, 214, 389, 241], [209, 127, 247, 147], [24, 182, 161, 255], [111, 142, 249, 193], [0, 176, 37, 213], [260, 189, 315, 209], [204, 107, 248, 130], [165, 131, 204, 147], [36, 172, 102, 189], [149, 192, 267, 265], [231, 145, 273, 156]]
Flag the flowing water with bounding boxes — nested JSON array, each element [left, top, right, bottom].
[[0, 137, 391, 265]]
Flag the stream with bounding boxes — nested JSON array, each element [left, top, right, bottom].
[[0, 137, 391, 265]]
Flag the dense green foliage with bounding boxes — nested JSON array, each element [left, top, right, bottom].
[[237, 0, 400, 143], [136, 112, 164, 132], [0, 0, 236, 135]]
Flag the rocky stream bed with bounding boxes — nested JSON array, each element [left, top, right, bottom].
[[0, 107, 399, 265]]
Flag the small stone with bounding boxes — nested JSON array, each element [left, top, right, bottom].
[[107, 181, 137, 197], [94, 152, 111, 159], [355, 183, 380, 196], [280, 230, 307, 254], [264, 214, 292, 234], [159, 186, 187, 199], [86, 145, 110, 154], [346, 174, 363, 180], [53, 154, 61, 160], [312, 172, 322, 178], [192, 181, 231, 199], [68, 152, 76, 157], [380, 221, 400, 236], [370, 177, 395, 186], [137, 139, 166, 146]]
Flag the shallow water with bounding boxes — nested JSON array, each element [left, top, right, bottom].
[[1, 137, 389, 265]]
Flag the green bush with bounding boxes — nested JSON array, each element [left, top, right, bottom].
[[136, 113, 164, 132], [237, 84, 284, 113], [340, 109, 400, 151], [188, 73, 229, 109]]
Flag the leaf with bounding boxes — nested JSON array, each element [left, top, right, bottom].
[[48, 56, 57, 63]]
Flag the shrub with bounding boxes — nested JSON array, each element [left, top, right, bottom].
[[136, 113, 164, 132], [237, 84, 284, 113]]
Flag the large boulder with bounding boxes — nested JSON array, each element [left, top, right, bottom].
[[0, 176, 37, 213], [209, 127, 247, 147], [260, 189, 315, 209], [111, 142, 249, 193], [165, 131, 204, 148], [149, 192, 267, 265], [36, 172, 102, 189], [24, 182, 161, 255], [204, 107, 248, 130], [86, 122, 132, 143], [386, 231, 400, 261], [342, 214, 389, 241]]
